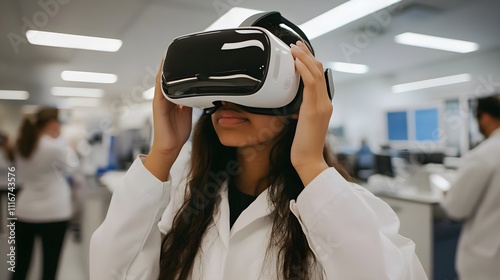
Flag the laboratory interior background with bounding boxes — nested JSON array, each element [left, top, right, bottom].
[[0, 0, 499, 279]]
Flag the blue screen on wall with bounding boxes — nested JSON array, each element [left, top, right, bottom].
[[387, 111, 408, 141], [415, 108, 439, 141]]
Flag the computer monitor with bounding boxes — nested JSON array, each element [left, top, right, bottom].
[[374, 153, 394, 178], [398, 151, 445, 165], [421, 152, 445, 164]]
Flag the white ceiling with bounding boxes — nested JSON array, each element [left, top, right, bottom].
[[1, 0, 499, 106]]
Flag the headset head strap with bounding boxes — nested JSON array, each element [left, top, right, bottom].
[[239, 11, 314, 55]]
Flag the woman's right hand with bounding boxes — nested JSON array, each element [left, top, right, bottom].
[[144, 60, 192, 181]]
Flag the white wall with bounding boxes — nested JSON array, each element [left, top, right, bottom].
[[0, 103, 23, 139], [331, 47, 500, 153], [116, 102, 152, 131]]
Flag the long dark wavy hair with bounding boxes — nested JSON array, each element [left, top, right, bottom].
[[158, 26, 353, 280]]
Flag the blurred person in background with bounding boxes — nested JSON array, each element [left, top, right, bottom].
[[440, 94, 500, 280], [353, 138, 375, 181], [12, 107, 78, 280]]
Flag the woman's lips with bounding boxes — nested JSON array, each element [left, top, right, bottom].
[[217, 110, 248, 125]]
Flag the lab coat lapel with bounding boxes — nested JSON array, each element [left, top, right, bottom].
[[230, 188, 273, 238]]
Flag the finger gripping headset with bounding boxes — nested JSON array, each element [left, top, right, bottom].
[[161, 11, 334, 115]]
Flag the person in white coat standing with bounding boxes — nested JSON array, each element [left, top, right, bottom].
[[90, 14, 427, 280], [441, 94, 500, 280], [12, 107, 77, 280]]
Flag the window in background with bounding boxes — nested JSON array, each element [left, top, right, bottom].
[[386, 107, 442, 144], [468, 98, 484, 149], [443, 99, 461, 156], [415, 108, 439, 141], [387, 111, 409, 141]]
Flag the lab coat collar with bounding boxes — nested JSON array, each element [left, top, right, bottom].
[[491, 127, 500, 139], [213, 181, 273, 247]]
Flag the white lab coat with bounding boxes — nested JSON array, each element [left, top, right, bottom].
[[90, 155, 427, 280], [441, 128, 500, 280], [16, 135, 77, 222]]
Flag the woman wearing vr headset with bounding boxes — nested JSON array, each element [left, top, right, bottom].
[[91, 12, 426, 280]]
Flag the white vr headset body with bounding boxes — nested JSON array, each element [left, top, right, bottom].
[[162, 27, 299, 111], [161, 11, 334, 115]]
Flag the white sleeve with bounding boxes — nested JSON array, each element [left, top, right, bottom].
[[290, 168, 428, 280], [440, 154, 492, 220], [89, 155, 173, 280]]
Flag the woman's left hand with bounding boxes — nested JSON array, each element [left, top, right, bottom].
[[290, 41, 332, 186]]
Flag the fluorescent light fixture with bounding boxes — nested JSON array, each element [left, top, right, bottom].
[[392, 73, 471, 93], [394, 32, 479, 53], [51, 87, 104, 98], [26, 30, 122, 52], [143, 87, 154, 100], [299, 0, 403, 40], [205, 7, 263, 31], [61, 71, 118, 84], [60, 98, 101, 108], [329, 62, 369, 74], [0, 90, 29, 100]]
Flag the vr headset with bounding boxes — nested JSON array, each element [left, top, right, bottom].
[[161, 11, 334, 115]]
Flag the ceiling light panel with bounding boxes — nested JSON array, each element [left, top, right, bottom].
[[59, 98, 101, 108], [51, 87, 104, 98], [0, 90, 30, 100], [330, 62, 369, 74], [394, 32, 479, 53], [392, 73, 471, 93], [61, 71, 118, 84], [299, 0, 403, 40], [26, 30, 122, 52]]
